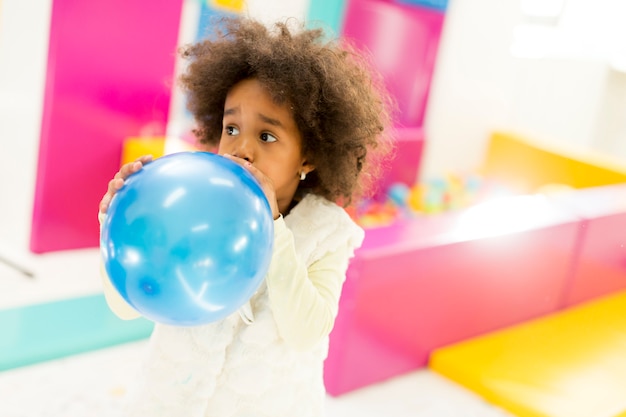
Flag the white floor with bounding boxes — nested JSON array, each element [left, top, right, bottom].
[[0, 248, 514, 417]]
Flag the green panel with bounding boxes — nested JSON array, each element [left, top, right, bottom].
[[0, 294, 153, 371], [306, 0, 347, 37]]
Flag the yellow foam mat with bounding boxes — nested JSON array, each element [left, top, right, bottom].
[[481, 131, 626, 193], [430, 290, 626, 417]]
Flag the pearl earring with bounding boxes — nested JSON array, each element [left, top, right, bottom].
[[300, 171, 306, 181]]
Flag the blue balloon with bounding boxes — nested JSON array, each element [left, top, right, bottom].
[[100, 151, 274, 326]]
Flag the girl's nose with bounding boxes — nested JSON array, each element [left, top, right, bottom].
[[231, 136, 254, 163]]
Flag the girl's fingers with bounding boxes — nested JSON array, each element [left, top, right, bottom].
[[223, 154, 279, 219], [109, 177, 123, 191], [120, 161, 142, 178], [118, 155, 152, 178], [137, 154, 153, 164], [223, 154, 260, 182], [99, 195, 111, 214], [100, 155, 152, 214]]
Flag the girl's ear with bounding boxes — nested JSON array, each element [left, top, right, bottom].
[[302, 160, 315, 175]]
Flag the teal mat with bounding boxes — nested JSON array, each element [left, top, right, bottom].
[[0, 294, 153, 371]]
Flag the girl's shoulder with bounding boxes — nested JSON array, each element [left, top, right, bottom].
[[284, 194, 365, 263], [287, 194, 355, 228]]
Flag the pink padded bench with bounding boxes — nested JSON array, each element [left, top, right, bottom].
[[548, 184, 626, 307], [325, 183, 626, 396], [324, 195, 583, 395]]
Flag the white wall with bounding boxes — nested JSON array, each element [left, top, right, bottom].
[[420, 0, 521, 178], [421, 0, 626, 179], [592, 69, 626, 157], [244, 0, 309, 24], [0, 0, 52, 261]]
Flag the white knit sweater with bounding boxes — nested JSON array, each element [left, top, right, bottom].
[[101, 194, 364, 416]]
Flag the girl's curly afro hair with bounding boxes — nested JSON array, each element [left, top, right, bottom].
[[178, 17, 394, 204]]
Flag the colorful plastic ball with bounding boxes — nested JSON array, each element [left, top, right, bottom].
[[387, 182, 411, 207], [100, 151, 274, 326]]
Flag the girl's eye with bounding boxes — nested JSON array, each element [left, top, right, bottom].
[[260, 132, 277, 143], [225, 126, 239, 136]]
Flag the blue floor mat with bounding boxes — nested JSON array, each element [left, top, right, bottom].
[[0, 294, 153, 371]]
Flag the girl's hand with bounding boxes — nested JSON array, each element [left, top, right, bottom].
[[99, 155, 153, 215], [223, 154, 280, 220]]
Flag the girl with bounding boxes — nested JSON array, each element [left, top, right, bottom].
[[99, 17, 393, 416]]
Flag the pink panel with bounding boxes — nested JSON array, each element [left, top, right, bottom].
[[325, 198, 582, 395], [31, 0, 183, 253], [341, 0, 444, 127], [565, 214, 626, 305], [341, 0, 444, 192], [373, 127, 424, 199], [548, 185, 626, 306]]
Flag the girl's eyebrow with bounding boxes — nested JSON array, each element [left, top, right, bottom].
[[258, 113, 283, 127], [223, 107, 282, 128], [223, 107, 239, 116]]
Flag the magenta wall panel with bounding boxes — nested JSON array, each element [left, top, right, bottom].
[[340, 0, 444, 192], [325, 197, 582, 395], [341, 0, 444, 127], [31, 0, 183, 253], [372, 127, 425, 198]]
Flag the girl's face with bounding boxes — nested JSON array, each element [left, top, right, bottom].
[[217, 78, 314, 214]]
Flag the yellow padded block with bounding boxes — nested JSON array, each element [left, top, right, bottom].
[[481, 131, 626, 194], [120, 136, 202, 167], [211, 0, 245, 13], [430, 290, 626, 417], [121, 137, 166, 166]]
